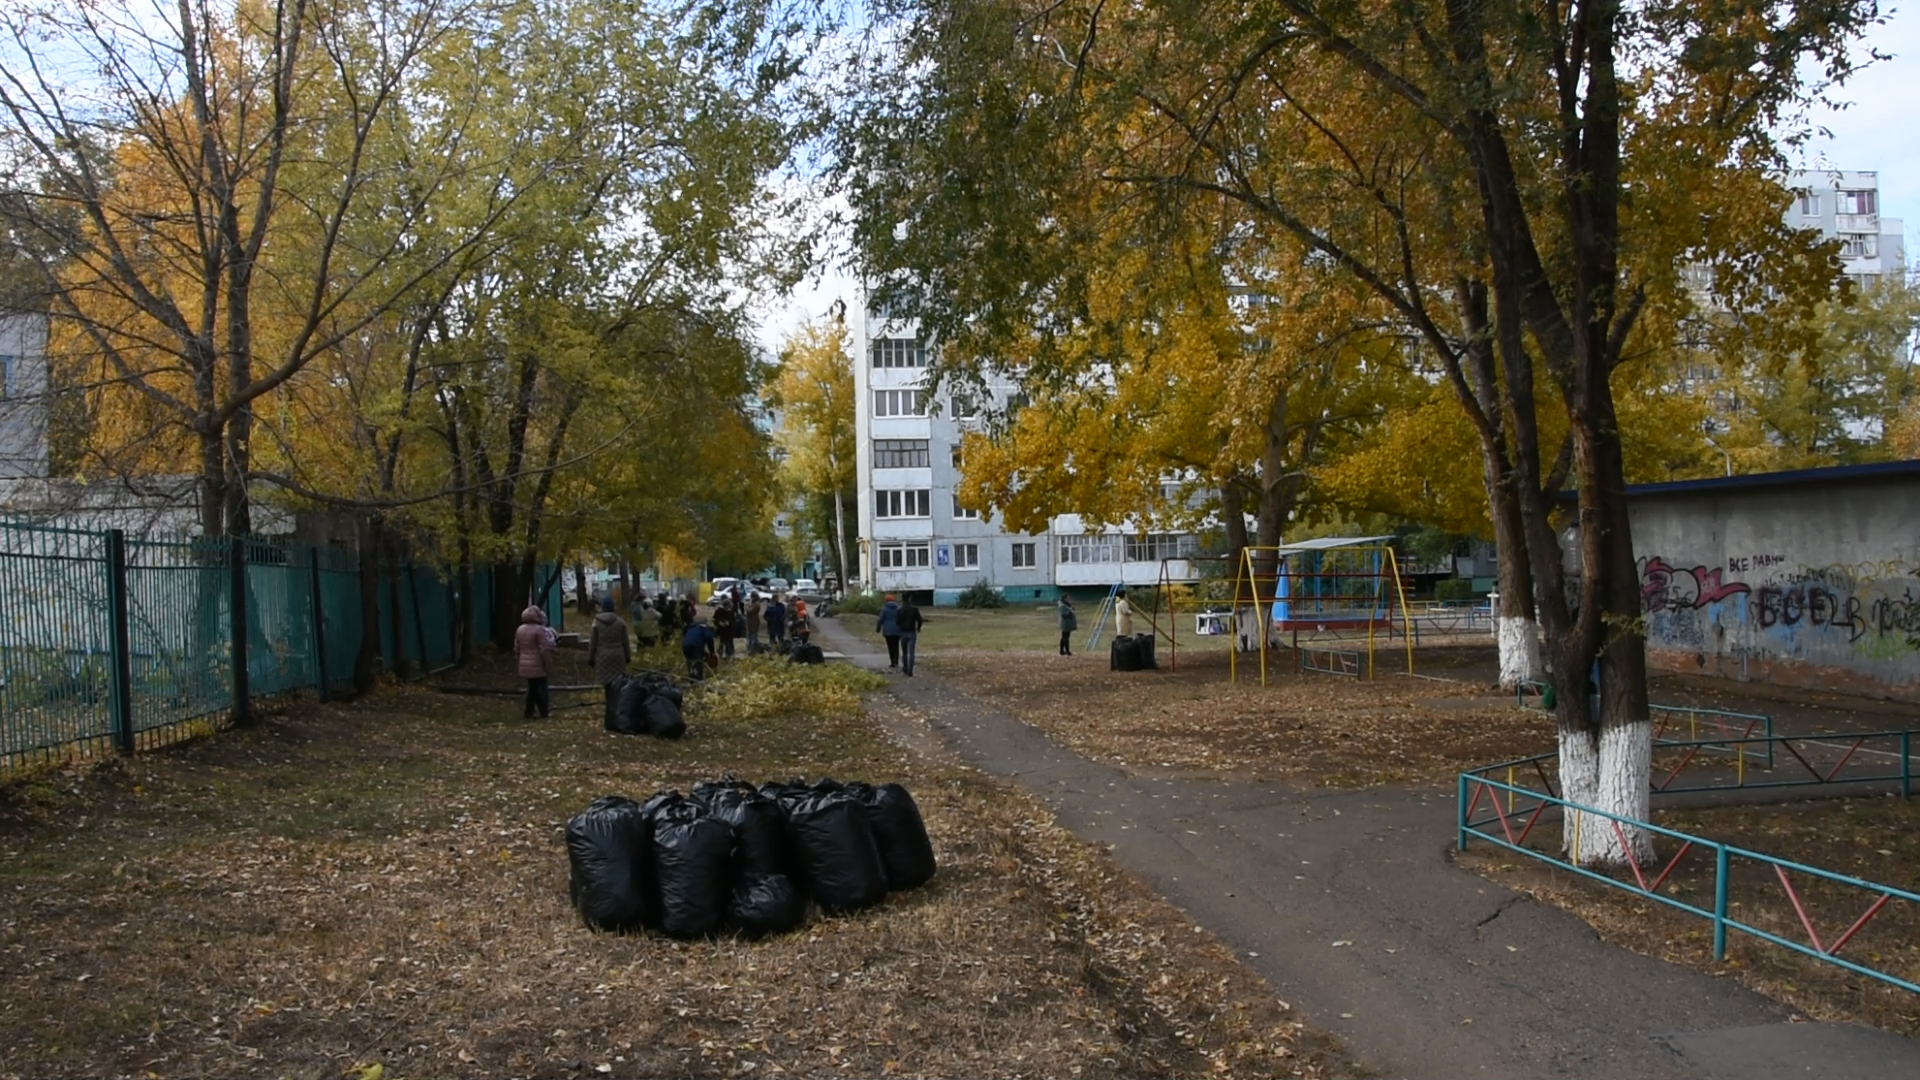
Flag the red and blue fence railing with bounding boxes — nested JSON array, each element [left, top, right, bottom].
[[1458, 733, 1920, 995]]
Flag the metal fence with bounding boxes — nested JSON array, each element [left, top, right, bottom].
[[0, 521, 524, 771], [1458, 748, 1920, 994]]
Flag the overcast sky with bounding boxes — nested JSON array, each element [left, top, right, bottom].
[[753, 9, 1920, 355]]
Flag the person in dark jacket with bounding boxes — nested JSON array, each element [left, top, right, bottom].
[[682, 617, 717, 680], [658, 592, 680, 637], [1057, 595, 1077, 656], [896, 598, 924, 676], [877, 594, 902, 668], [586, 596, 631, 727], [765, 594, 788, 647], [713, 601, 737, 659]]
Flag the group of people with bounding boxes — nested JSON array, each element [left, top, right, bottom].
[[511, 582, 824, 720], [683, 586, 811, 678]]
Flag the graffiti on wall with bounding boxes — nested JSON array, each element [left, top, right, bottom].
[[1640, 553, 1920, 660], [1638, 556, 1750, 613]]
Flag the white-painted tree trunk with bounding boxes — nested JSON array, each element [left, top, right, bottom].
[[1559, 721, 1654, 868], [1495, 615, 1542, 689]]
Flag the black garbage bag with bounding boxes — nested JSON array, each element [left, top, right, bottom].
[[786, 789, 887, 913], [638, 675, 684, 708], [650, 796, 736, 938], [788, 643, 825, 665], [847, 782, 937, 890], [609, 678, 650, 735], [644, 693, 686, 739], [726, 872, 808, 937], [1134, 632, 1158, 669], [695, 782, 792, 878], [759, 778, 813, 814], [1110, 635, 1142, 672], [566, 795, 654, 932]]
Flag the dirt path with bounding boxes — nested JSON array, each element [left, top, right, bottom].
[[815, 618, 1920, 1080]]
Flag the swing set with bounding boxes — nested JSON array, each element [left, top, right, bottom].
[[1149, 539, 1415, 683]]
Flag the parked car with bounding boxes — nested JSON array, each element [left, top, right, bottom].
[[792, 578, 820, 595]]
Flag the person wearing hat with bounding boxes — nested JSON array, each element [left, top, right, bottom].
[[876, 593, 903, 668], [1058, 594, 1077, 656]]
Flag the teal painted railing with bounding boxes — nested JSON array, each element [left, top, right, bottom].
[[1458, 765, 1920, 994]]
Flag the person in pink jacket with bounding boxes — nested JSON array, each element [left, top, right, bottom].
[[514, 604, 557, 718]]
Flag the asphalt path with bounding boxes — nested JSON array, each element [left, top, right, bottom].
[[813, 618, 1920, 1079]]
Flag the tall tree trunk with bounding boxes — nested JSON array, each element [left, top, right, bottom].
[[1486, 462, 1541, 689]]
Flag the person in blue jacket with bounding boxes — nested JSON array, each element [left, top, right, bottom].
[[681, 615, 717, 680], [765, 594, 789, 647], [877, 594, 902, 668]]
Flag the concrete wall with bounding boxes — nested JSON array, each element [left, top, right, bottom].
[[0, 313, 49, 479], [1631, 469, 1920, 700]]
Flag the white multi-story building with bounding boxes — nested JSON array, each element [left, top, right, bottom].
[[852, 308, 1204, 603], [1786, 169, 1905, 289]]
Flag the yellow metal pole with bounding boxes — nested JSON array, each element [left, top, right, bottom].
[[1386, 549, 1416, 677], [1507, 765, 1516, 812]]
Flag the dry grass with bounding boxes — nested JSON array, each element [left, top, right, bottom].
[[0, 654, 1349, 1080], [931, 646, 1551, 788], [1460, 796, 1920, 1037]]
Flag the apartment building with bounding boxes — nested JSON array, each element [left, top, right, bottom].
[[852, 309, 1203, 602], [1787, 169, 1906, 289]]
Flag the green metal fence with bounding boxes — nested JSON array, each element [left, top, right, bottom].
[[0, 521, 507, 771]]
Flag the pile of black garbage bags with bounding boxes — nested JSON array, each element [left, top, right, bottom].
[[606, 672, 686, 738], [1109, 632, 1159, 672], [566, 777, 937, 939]]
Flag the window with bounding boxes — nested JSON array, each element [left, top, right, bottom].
[[873, 438, 930, 468], [1059, 534, 1122, 563], [874, 489, 931, 518], [1840, 234, 1879, 258], [953, 542, 980, 570], [0, 354, 12, 398], [950, 444, 963, 469], [951, 494, 980, 520], [1796, 191, 1821, 216], [877, 543, 931, 569], [873, 389, 927, 417], [870, 338, 926, 368], [1837, 189, 1877, 215], [950, 393, 978, 418], [1011, 541, 1036, 569], [1123, 533, 1201, 562]]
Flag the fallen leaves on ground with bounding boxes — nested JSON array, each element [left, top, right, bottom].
[[0, 652, 1350, 1080], [935, 646, 1552, 788]]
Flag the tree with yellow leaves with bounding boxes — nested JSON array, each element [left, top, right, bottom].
[[767, 318, 859, 592]]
